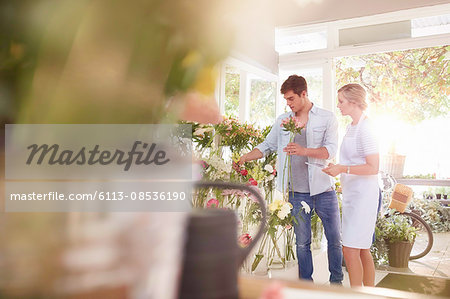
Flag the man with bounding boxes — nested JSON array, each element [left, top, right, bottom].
[[238, 75, 343, 284]]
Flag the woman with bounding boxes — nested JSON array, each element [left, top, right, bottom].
[[322, 83, 379, 287]]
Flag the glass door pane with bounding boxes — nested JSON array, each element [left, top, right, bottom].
[[224, 65, 240, 118], [249, 76, 276, 129]]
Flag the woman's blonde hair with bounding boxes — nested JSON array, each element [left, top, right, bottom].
[[338, 83, 367, 110]]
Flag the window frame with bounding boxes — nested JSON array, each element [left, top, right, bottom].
[[278, 3, 450, 113], [218, 56, 278, 124]]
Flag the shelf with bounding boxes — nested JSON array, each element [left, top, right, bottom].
[[396, 179, 450, 186]]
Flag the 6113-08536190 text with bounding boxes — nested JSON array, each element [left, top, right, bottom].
[[9, 191, 186, 201]]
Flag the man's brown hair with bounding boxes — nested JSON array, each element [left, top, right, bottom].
[[280, 75, 307, 96]]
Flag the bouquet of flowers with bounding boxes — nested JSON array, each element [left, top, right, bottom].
[[215, 116, 262, 152], [280, 116, 305, 200]]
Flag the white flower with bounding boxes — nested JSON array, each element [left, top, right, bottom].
[[194, 128, 206, 136], [264, 164, 274, 173], [301, 201, 311, 214], [193, 127, 213, 136], [277, 202, 292, 220], [266, 174, 274, 181]]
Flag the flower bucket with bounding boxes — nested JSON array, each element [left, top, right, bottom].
[[312, 220, 323, 250], [387, 241, 413, 268], [250, 230, 270, 275], [389, 184, 413, 213], [268, 227, 286, 269], [285, 227, 297, 267]]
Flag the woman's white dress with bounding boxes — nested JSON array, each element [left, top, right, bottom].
[[340, 114, 379, 249]]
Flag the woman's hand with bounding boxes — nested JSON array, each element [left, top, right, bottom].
[[322, 163, 345, 177]]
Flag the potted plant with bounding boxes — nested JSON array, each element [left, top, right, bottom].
[[378, 212, 417, 268], [435, 187, 449, 200], [435, 187, 445, 200], [423, 187, 434, 200]]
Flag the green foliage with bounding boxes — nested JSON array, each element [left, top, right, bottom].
[[372, 222, 389, 265], [215, 116, 261, 152], [249, 79, 276, 128], [185, 117, 274, 154], [372, 211, 419, 265], [310, 210, 322, 240], [1, 0, 236, 124], [190, 122, 214, 150], [336, 45, 450, 123], [224, 66, 240, 118], [403, 173, 436, 179], [377, 212, 417, 244], [410, 197, 450, 232]]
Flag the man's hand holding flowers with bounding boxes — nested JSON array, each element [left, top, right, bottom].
[[283, 142, 307, 156]]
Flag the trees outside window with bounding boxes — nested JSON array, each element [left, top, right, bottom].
[[224, 65, 240, 118], [249, 78, 276, 129], [224, 64, 277, 128], [336, 45, 450, 178], [336, 45, 449, 123]]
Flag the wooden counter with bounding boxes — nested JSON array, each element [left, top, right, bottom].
[[238, 275, 446, 299]]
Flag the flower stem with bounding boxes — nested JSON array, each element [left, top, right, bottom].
[[282, 134, 294, 201], [269, 230, 285, 266], [288, 134, 294, 201], [251, 230, 269, 272]]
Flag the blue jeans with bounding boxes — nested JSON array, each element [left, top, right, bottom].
[[289, 191, 343, 284]]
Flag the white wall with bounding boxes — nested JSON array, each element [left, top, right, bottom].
[[228, 0, 279, 74]]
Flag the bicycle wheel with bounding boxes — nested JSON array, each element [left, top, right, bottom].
[[396, 211, 434, 260]]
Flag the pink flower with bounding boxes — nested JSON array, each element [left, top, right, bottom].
[[285, 224, 292, 230], [206, 198, 219, 208], [294, 117, 305, 128], [200, 160, 209, 169], [272, 169, 277, 176], [240, 169, 248, 176], [222, 189, 233, 196], [238, 233, 252, 248], [281, 117, 290, 126]]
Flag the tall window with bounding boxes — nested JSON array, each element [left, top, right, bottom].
[[335, 45, 450, 178], [223, 61, 277, 128], [249, 76, 276, 128], [277, 5, 450, 180], [224, 65, 240, 118]]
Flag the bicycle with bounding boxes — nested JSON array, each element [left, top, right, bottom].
[[378, 172, 434, 260]]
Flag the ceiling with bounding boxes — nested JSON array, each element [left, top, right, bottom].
[[272, 0, 450, 27], [231, 0, 450, 74]]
